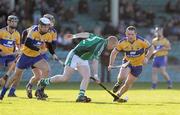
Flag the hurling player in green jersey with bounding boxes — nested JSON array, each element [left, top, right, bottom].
[[36, 32, 118, 102]]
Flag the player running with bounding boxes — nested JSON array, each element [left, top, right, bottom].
[[151, 27, 172, 89], [108, 26, 154, 101], [36, 32, 118, 102], [0, 15, 21, 88], [25, 14, 58, 99], [5, 14, 58, 98], [0, 17, 55, 100]]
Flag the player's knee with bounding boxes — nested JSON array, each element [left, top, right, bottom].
[[14, 72, 22, 79], [35, 75, 41, 81], [82, 75, 90, 80], [42, 69, 50, 77], [124, 81, 132, 88], [162, 71, 168, 77], [34, 72, 41, 77], [61, 76, 70, 82]]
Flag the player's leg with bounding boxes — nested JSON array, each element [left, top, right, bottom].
[[27, 54, 50, 98], [0, 67, 23, 100], [106, 66, 111, 82], [116, 73, 137, 98], [151, 67, 159, 89], [8, 74, 22, 97], [112, 66, 130, 93], [159, 66, 172, 89], [36, 51, 77, 100], [0, 56, 17, 87], [6, 60, 22, 97], [28, 68, 42, 86], [33, 59, 51, 98], [0, 61, 16, 85], [33, 59, 50, 78], [26, 67, 42, 98], [1, 56, 19, 96], [76, 62, 91, 102], [38, 50, 77, 85], [37, 66, 74, 87], [100, 64, 105, 82], [36, 65, 75, 100], [50, 66, 75, 82], [114, 65, 142, 101]]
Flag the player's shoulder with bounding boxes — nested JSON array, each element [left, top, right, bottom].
[[0, 27, 7, 32], [30, 25, 38, 32], [14, 30, 20, 37], [118, 37, 127, 44], [26, 25, 39, 38], [163, 37, 169, 42], [136, 35, 146, 41], [89, 33, 104, 40], [49, 28, 57, 33]]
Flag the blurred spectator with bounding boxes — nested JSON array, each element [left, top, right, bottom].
[[78, 0, 89, 14], [71, 24, 85, 48], [76, 24, 85, 33], [63, 6, 75, 22], [0, 1, 9, 28], [165, 0, 175, 13], [175, 0, 180, 13], [164, 15, 180, 41], [165, 0, 180, 14], [33, 7, 41, 25], [102, 23, 119, 36], [94, 26, 102, 35], [124, 2, 135, 20], [100, 49, 111, 82], [117, 20, 126, 39], [57, 27, 73, 50], [99, 5, 110, 22]]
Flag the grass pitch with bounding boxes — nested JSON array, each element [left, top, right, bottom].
[[0, 82, 180, 115]]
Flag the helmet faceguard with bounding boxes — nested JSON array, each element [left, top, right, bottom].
[[7, 15, 19, 29], [43, 14, 55, 27]]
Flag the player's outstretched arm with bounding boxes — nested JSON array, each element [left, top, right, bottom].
[[64, 32, 90, 40], [108, 48, 119, 71], [144, 45, 154, 65]]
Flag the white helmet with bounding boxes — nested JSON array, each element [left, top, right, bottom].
[[39, 17, 51, 25]]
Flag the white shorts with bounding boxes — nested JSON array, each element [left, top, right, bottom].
[[65, 50, 89, 69]]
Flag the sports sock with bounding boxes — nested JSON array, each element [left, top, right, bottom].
[[78, 89, 85, 97], [167, 80, 172, 86], [117, 81, 122, 84], [1, 86, 8, 97], [27, 83, 33, 89], [8, 87, 16, 95], [43, 78, 51, 85], [152, 83, 157, 89]]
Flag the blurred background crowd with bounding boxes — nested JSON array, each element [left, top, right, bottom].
[[0, 0, 179, 82]]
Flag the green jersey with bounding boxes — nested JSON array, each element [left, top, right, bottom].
[[73, 33, 107, 60]]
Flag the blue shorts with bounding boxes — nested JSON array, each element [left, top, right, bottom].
[[17, 54, 43, 69], [153, 56, 167, 68], [31, 53, 48, 69], [41, 53, 48, 61], [0, 55, 16, 67], [123, 60, 142, 77]]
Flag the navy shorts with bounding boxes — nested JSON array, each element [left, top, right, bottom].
[[41, 53, 48, 61], [153, 56, 167, 68], [17, 54, 43, 69], [123, 60, 142, 77], [31, 53, 48, 69], [0, 55, 16, 67]]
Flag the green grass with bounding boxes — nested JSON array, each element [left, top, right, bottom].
[[0, 82, 180, 115]]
